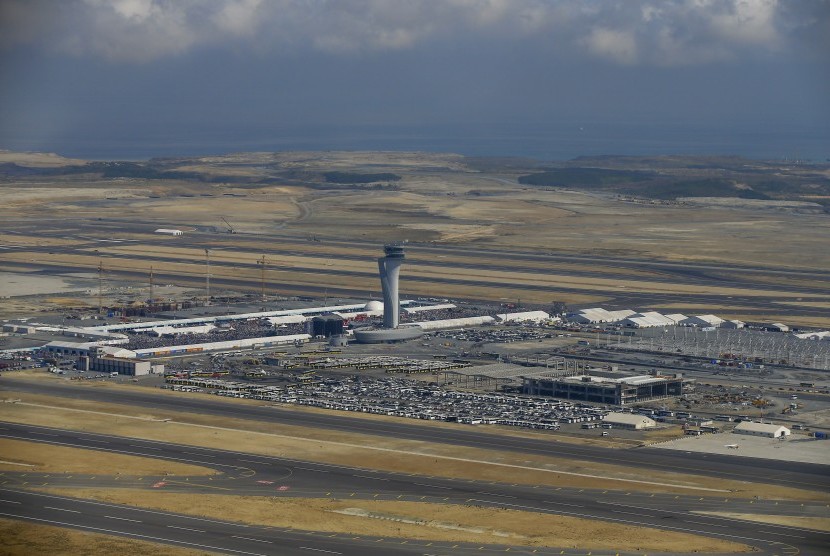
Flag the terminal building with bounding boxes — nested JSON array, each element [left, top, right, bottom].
[[522, 373, 683, 405]]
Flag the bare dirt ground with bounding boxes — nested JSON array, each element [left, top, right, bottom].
[[0, 518, 209, 556], [41, 489, 752, 553], [0, 438, 215, 476]]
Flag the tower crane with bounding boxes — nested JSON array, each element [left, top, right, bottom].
[[220, 217, 236, 234]]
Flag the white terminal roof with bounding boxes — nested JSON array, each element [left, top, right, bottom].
[[267, 315, 309, 326], [496, 310, 551, 323], [333, 310, 382, 320], [133, 334, 311, 357], [412, 315, 495, 331], [404, 303, 456, 313], [85, 301, 416, 332], [135, 324, 217, 336]]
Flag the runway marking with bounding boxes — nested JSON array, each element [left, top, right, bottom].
[[79, 438, 109, 443], [0, 500, 20, 504], [183, 452, 215, 457], [468, 499, 782, 545], [294, 466, 328, 473], [353, 474, 388, 481], [6, 415, 735, 491], [44, 506, 80, 514], [0, 488, 249, 527], [232, 535, 272, 544], [163, 480, 231, 491], [104, 515, 142, 523], [0, 512, 267, 556], [759, 530, 805, 539], [687, 521, 729, 528], [168, 525, 206, 533], [542, 501, 584, 508], [238, 459, 270, 465], [299, 547, 342, 555], [413, 483, 452, 490], [0, 431, 240, 471], [476, 492, 516, 499], [129, 445, 162, 450], [610, 509, 656, 517]]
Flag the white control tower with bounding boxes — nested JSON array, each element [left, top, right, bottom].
[[378, 243, 406, 329]]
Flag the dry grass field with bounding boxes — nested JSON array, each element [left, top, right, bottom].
[[1, 150, 829, 326], [0, 438, 215, 476], [39, 489, 751, 553], [0, 518, 210, 556], [2, 384, 827, 502]]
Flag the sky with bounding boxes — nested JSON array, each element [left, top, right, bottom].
[[0, 0, 828, 159]]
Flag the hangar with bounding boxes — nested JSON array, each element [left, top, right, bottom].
[[734, 421, 790, 438], [602, 412, 657, 430]]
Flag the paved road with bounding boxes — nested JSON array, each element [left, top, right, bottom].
[[2, 421, 828, 555], [3, 380, 828, 492]]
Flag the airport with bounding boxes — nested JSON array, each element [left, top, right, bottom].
[[1, 153, 829, 556]]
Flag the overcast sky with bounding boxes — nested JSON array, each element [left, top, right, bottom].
[[1, 0, 828, 158]]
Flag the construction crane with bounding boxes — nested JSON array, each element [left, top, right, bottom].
[[220, 217, 236, 234], [97, 260, 104, 314]]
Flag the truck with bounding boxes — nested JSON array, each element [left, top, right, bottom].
[[109, 372, 119, 377]]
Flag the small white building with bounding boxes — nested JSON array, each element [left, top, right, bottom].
[[154, 228, 183, 236], [721, 320, 746, 329], [766, 322, 790, 332], [602, 412, 657, 430], [733, 421, 790, 438]]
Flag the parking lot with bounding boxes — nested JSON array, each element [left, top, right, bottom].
[[163, 373, 610, 430]]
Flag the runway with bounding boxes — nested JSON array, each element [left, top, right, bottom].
[[2, 421, 828, 555], [3, 380, 828, 492], [3, 223, 830, 320]]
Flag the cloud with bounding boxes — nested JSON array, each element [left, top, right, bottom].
[[584, 27, 638, 65], [0, 0, 824, 66]]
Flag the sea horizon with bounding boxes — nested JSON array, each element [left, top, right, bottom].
[[2, 121, 827, 163]]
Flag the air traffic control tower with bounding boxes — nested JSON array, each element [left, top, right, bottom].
[[379, 243, 405, 328], [354, 243, 424, 343]]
